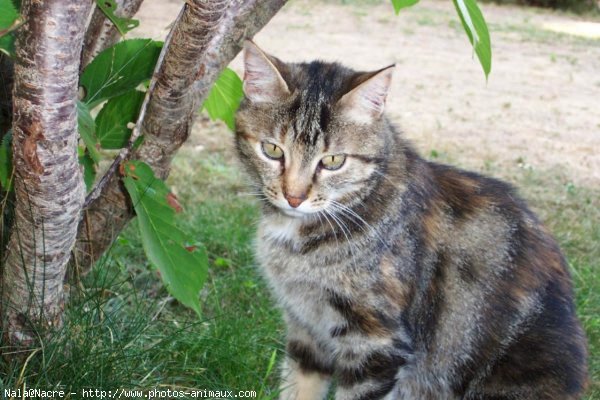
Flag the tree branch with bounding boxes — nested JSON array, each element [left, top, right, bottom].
[[1, 0, 91, 348], [81, 0, 145, 70], [75, 0, 286, 271]]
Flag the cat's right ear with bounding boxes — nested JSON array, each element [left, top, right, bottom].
[[242, 41, 290, 103], [338, 65, 395, 124]]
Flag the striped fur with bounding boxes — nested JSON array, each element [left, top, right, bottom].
[[234, 42, 588, 400]]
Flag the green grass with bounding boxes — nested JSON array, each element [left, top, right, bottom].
[[0, 143, 598, 398]]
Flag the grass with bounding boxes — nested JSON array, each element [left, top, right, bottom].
[[1, 136, 597, 398]]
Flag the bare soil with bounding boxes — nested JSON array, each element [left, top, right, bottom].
[[135, 0, 600, 187]]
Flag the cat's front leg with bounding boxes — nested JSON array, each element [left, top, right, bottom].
[[279, 327, 333, 400], [334, 349, 402, 400], [279, 356, 331, 400]]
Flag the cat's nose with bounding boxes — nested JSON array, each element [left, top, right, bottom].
[[284, 193, 307, 208]]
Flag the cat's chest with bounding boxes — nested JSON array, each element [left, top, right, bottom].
[[256, 217, 359, 336], [256, 217, 357, 286]]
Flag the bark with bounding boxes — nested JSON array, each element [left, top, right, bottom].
[[1, 0, 91, 347], [75, 0, 287, 271], [81, 0, 145, 70]]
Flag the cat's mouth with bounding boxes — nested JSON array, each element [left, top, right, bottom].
[[281, 208, 308, 218], [271, 199, 324, 219]]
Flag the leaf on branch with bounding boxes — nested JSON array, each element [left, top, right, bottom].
[[77, 101, 101, 163], [0, 0, 18, 32], [122, 160, 208, 316], [202, 67, 244, 131], [166, 192, 183, 213], [95, 90, 145, 149], [0, 33, 15, 57], [0, 130, 13, 190], [453, 0, 492, 79], [391, 0, 419, 14], [0, 0, 20, 57], [78, 151, 97, 192], [95, 0, 140, 36], [80, 39, 162, 108]]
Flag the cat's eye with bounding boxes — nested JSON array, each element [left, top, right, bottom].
[[261, 142, 284, 160], [320, 154, 346, 170]]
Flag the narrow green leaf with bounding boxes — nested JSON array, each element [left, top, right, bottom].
[[122, 160, 208, 316], [77, 101, 101, 163], [79, 152, 96, 192], [202, 68, 244, 130], [95, 0, 139, 36], [0, 130, 13, 190], [96, 90, 145, 149], [0, 0, 18, 31], [453, 0, 492, 79], [80, 39, 162, 108], [391, 0, 419, 14]]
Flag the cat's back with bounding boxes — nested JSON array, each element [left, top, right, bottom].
[[410, 159, 589, 398], [421, 159, 570, 287]]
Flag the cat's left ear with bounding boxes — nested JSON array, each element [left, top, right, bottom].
[[242, 40, 290, 103], [338, 65, 395, 124]]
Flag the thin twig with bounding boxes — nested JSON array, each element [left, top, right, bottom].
[[83, 6, 185, 209]]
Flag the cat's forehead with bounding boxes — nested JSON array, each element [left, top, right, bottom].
[[285, 91, 330, 147], [282, 61, 356, 147]]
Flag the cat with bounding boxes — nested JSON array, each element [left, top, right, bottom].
[[234, 40, 589, 400]]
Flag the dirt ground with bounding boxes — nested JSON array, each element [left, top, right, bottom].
[[135, 0, 600, 187]]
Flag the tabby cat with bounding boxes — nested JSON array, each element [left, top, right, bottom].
[[234, 41, 588, 400]]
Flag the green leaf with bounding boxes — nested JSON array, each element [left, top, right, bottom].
[[391, 0, 419, 13], [96, 90, 145, 149], [95, 0, 139, 36], [202, 68, 244, 130], [122, 160, 208, 316], [80, 39, 162, 108], [0, 0, 19, 58], [453, 0, 492, 79], [0, 0, 18, 31], [0, 33, 15, 58], [77, 101, 101, 163], [0, 130, 13, 190], [79, 152, 96, 192]]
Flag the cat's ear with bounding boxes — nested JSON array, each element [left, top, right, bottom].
[[242, 40, 290, 103], [338, 65, 395, 124]]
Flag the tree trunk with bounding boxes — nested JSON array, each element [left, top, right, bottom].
[[1, 0, 90, 348], [75, 0, 287, 271], [81, 0, 145, 70]]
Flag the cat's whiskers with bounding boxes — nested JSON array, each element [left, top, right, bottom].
[[314, 210, 328, 239], [328, 200, 390, 252], [318, 210, 341, 251], [324, 208, 360, 267], [237, 191, 268, 198]]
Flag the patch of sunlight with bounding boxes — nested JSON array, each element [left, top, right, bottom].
[[541, 20, 600, 39]]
